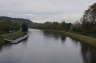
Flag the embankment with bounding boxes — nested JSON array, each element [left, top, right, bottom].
[[62, 32, 96, 48], [0, 31, 27, 44], [43, 30, 96, 48]]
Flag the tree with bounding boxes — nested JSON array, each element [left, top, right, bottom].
[[81, 3, 96, 33], [21, 22, 28, 32]]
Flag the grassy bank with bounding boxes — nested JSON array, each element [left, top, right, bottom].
[[2, 31, 25, 40], [43, 30, 96, 48], [62, 32, 96, 48], [0, 37, 6, 46], [0, 31, 26, 47]]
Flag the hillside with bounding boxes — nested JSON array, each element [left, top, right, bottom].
[[0, 16, 33, 28]]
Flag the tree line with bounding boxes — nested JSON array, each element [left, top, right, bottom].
[[31, 3, 96, 36], [31, 21, 72, 31], [0, 16, 30, 34], [72, 3, 96, 35], [0, 3, 96, 36]]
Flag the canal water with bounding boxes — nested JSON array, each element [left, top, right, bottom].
[[0, 29, 96, 63]]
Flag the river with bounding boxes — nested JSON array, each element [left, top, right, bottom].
[[0, 29, 96, 63]]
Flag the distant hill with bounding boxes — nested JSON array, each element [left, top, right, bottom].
[[0, 16, 33, 28]]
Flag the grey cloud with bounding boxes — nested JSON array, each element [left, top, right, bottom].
[[0, 0, 96, 22]]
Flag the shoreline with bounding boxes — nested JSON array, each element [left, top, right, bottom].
[[42, 29, 96, 48], [1, 31, 28, 44]]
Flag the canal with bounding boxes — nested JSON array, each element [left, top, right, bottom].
[[0, 29, 96, 63]]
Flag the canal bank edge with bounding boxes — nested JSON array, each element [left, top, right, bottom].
[[62, 32, 96, 48], [42, 29, 96, 48], [1, 31, 28, 44]]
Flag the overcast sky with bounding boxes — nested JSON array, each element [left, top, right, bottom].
[[0, 0, 96, 22]]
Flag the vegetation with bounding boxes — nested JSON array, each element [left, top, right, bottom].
[[30, 3, 96, 38], [21, 22, 28, 32], [0, 21, 20, 33], [72, 3, 96, 35], [0, 16, 29, 46], [0, 3, 96, 47], [2, 31, 25, 40], [0, 37, 6, 46], [31, 21, 72, 31], [63, 32, 96, 48], [81, 3, 96, 33], [29, 3, 96, 48]]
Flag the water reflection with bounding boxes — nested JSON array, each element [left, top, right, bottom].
[[0, 44, 12, 52], [42, 30, 66, 43], [60, 35, 66, 43], [81, 43, 96, 63], [0, 38, 28, 52], [70, 38, 80, 45], [21, 38, 28, 44], [0, 29, 96, 63], [42, 31, 60, 39], [42, 30, 96, 63]]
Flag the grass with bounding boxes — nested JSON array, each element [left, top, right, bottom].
[[62, 32, 96, 48], [0, 37, 6, 46], [84, 33, 96, 38], [0, 31, 26, 47], [43, 30, 96, 48], [2, 31, 25, 40]]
